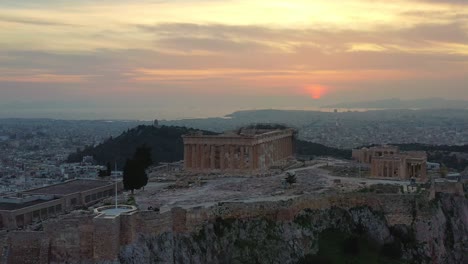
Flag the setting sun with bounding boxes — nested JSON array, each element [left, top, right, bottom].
[[305, 85, 328, 99]]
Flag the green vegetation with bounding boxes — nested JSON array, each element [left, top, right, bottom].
[[389, 143, 468, 172], [67, 125, 217, 169], [394, 143, 468, 153], [123, 145, 152, 194], [285, 173, 297, 187], [358, 184, 401, 194], [67, 123, 468, 172], [440, 165, 448, 178], [297, 229, 406, 264], [97, 162, 112, 177], [296, 140, 352, 160], [67, 123, 356, 166], [192, 228, 206, 243], [233, 239, 258, 250], [126, 196, 136, 206], [213, 217, 236, 237]]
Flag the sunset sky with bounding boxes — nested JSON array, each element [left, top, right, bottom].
[[1, 0, 467, 119]]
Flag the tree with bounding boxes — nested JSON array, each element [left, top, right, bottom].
[[123, 145, 152, 194], [106, 162, 112, 176], [440, 165, 448, 178], [98, 162, 113, 178], [285, 172, 296, 187], [98, 169, 107, 177], [133, 144, 153, 168]]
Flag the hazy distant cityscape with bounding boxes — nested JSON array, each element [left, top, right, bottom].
[[0, 119, 148, 193], [1, 108, 467, 194]]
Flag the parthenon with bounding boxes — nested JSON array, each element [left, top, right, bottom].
[[182, 126, 295, 172]]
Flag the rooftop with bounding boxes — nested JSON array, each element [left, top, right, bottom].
[[0, 197, 58, 211], [23, 179, 113, 196], [183, 126, 295, 139]]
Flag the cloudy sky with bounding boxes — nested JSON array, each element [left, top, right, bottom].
[[1, 0, 467, 119]]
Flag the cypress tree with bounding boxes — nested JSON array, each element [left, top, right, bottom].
[[123, 145, 152, 194]]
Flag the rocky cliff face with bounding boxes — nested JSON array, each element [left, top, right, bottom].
[[119, 194, 467, 264]]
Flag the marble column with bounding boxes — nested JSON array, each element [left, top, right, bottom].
[[191, 144, 197, 169], [198, 144, 203, 170], [391, 161, 394, 178], [248, 146, 254, 170], [388, 161, 391, 177], [220, 145, 225, 170], [210, 145, 216, 169], [252, 145, 258, 170], [184, 144, 190, 169], [282, 138, 286, 158], [282, 138, 285, 158], [229, 145, 235, 169], [239, 146, 245, 169], [284, 138, 287, 158], [199, 145, 204, 170]]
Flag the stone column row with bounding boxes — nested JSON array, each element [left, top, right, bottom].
[[185, 143, 258, 171]]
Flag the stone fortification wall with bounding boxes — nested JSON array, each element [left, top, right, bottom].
[[44, 214, 95, 263], [433, 182, 464, 196], [3, 192, 436, 264], [93, 216, 121, 262], [173, 193, 423, 234], [133, 210, 173, 234], [6, 231, 49, 264], [119, 212, 139, 245]]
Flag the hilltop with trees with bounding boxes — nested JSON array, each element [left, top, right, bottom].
[[67, 124, 353, 169], [67, 125, 218, 169], [67, 124, 467, 172]]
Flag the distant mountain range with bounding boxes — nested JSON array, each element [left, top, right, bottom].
[[323, 98, 468, 109]]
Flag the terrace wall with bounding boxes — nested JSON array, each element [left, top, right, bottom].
[[4, 188, 463, 263]]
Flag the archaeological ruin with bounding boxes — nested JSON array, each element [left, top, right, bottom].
[[353, 146, 428, 181], [182, 126, 296, 172]]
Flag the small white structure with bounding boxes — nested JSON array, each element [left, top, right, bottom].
[[427, 162, 440, 171]]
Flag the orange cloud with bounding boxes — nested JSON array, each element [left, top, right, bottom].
[[0, 74, 89, 83], [0, 68, 93, 83]]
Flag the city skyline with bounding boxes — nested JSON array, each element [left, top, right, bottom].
[[1, 0, 468, 119]]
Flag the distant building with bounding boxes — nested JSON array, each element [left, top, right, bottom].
[[352, 145, 399, 164], [353, 145, 427, 182], [82, 156, 95, 164], [0, 179, 119, 229], [183, 126, 295, 172], [153, 119, 159, 127], [427, 162, 440, 171], [60, 163, 106, 179]]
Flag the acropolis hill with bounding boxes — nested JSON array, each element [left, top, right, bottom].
[[0, 126, 467, 264]]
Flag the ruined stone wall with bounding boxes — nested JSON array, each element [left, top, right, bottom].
[[133, 210, 173, 234], [434, 182, 464, 196], [7, 231, 49, 264], [176, 193, 423, 234], [3, 192, 438, 264], [44, 214, 95, 263], [119, 212, 139, 245], [93, 216, 121, 262]]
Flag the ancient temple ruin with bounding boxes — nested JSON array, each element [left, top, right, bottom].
[[353, 145, 427, 181], [182, 126, 295, 172]]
